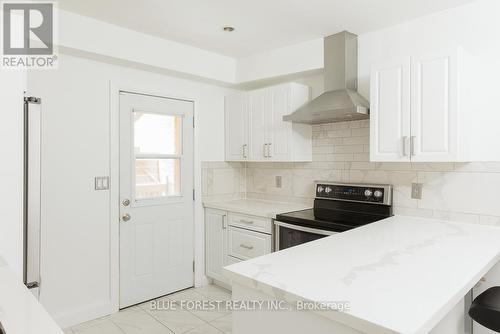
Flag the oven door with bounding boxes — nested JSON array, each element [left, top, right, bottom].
[[274, 221, 337, 251]]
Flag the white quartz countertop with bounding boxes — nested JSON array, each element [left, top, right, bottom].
[[223, 215, 500, 334], [203, 198, 311, 218], [0, 257, 63, 334]]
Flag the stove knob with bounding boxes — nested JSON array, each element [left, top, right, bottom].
[[364, 189, 373, 197], [325, 186, 332, 194], [374, 190, 383, 198], [317, 186, 324, 193]]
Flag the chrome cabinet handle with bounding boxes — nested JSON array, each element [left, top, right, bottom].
[[122, 213, 131, 222], [239, 219, 254, 224], [222, 215, 227, 229], [267, 143, 272, 158], [240, 244, 254, 250], [122, 199, 130, 207], [242, 144, 248, 159], [402, 136, 408, 156], [410, 136, 416, 156]]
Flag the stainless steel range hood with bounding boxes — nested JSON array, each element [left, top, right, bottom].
[[283, 31, 369, 124]]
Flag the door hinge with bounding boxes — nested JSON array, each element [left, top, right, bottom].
[[192, 261, 195, 272], [193, 189, 195, 201], [193, 116, 195, 128], [24, 96, 42, 104]]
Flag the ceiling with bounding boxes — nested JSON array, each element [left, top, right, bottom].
[[51, 0, 476, 57]]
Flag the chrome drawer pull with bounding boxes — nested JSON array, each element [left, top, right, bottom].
[[410, 136, 416, 156], [242, 144, 248, 159], [239, 219, 254, 224], [402, 136, 408, 156], [240, 244, 254, 250]]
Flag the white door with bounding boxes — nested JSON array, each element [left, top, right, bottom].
[[410, 50, 458, 162], [370, 59, 411, 162], [248, 88, 269, 161], [225, 94, 248, 161], [268, 84, 291, 161], [204, 209, 227, 283], [119, 92, 194, 308]]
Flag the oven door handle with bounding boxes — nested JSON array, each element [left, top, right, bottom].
[[274, 221, 337, 236]]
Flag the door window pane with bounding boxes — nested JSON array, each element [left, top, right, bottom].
[[134, 112, 182, 155], [135, 159, 181, 199]]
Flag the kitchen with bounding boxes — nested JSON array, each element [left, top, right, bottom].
[[2, 0, 500, 334]]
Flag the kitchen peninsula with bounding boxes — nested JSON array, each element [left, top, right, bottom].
[[224, 216, 500, 334]]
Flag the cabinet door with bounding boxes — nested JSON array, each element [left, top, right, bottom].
[[370, 60, 411, 162], [205, 209, 227, 282], [248, 88, 269, 160], [225, 94, 248, 161], [268, 84, 292, 161], [410, 50, 458, 162]]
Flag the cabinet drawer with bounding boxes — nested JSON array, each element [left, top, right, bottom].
[[228, 212, 272, 234], [228, 226, 272, 260]]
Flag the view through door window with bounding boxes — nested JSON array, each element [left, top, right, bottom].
[[133, 112, 182, 200]]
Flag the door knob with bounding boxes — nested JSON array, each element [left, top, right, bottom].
[[122, 199, 130, 206], [122, 213, 131, 222]]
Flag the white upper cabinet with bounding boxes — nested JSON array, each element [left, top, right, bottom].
[[225, 93, 248, 160], [410, 51, 458, 162], [370, 59, 411, 162], [248, 88, 269, 161], [225, 82, 312, 162], [371, 48, 494, 162]]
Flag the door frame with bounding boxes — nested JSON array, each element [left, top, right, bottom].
[[109, 81, 202, 313]]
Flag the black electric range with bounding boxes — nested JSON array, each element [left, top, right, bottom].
[[274, 182, 393, 250]]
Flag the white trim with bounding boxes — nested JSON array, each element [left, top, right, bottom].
[[109, 80, 203, 316]]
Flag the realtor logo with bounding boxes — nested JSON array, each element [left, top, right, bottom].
[[2, 2, 57, 68]]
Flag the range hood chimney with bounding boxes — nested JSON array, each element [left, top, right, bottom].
[[283, 31, 369, 124]]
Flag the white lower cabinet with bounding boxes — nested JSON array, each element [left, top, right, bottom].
[[228, 226, 272, 260], [205, 208, 227, 283], [205, 209, 273, 285]]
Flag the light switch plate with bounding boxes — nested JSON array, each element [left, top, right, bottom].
[[95, 177, 110, 190], [411, 183, 423, 199]]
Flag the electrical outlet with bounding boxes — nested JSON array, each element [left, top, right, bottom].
[[411, 183, 423, 199], [275, 176, 282, 188]]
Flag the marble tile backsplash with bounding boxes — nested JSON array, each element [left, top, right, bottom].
[[202, 120, 500, 226], [201, 162, 246, 202]]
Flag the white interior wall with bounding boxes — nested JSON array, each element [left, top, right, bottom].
[[235, 38, 324, 83], [57, 9, 236, 83], [27, 53, 236, 327]]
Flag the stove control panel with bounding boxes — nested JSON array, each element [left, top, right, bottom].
[[315, 183, 392, 205]]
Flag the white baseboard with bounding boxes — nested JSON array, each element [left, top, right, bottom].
[[52, 299, 114, 329]]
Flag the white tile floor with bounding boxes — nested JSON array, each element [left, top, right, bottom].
[[63, 285, 232, 334]]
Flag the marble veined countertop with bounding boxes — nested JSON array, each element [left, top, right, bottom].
[[203, 198, 311, 219], [0, 256, 63, 334], [223, 215, 500, 334]]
